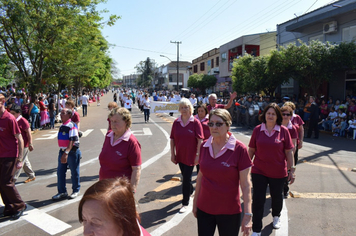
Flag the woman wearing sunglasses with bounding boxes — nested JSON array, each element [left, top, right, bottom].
[[170, 98, 204, 213], [248, 103, 295, 236], [193, 109, 253, 236], [280, 106, 298, 198]]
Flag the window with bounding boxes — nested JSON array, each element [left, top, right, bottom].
[[211, 59, 214, 68], [216, 56, 219, 66], [193, 65, 198, 73], [169, 74, 183, 83], [309, 34, 324, 42], [221, 53, 227, 62], [200, 62, 205, 71], [343, 25, 356, 42]]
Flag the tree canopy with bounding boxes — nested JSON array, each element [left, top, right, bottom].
[[188, 74, 217, 94], [0, 0, 119, 94]]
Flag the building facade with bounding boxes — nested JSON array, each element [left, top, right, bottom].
[[158, 61, 192, 90], [122, 74, 138, 88], [277, 0, 356, 99]]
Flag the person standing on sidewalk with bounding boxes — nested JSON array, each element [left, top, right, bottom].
[[10, 105, 36, 183], [306, 96, 320, 139], [0, 94, 27, 220], [52, 108, 81, 200]]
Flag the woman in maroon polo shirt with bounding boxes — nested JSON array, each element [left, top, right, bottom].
[[194, 104, 210, 141], [193, 109, 253, 236], [248, 103, 295, 236], [99, 107, 141, 193], [170, 98, 203, 213], [280, 106, 298, 198]]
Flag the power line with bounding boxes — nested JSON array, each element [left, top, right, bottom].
[[112, 45, 176, 56]]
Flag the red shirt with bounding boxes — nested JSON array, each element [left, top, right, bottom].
[[207, 104, 225, 113], [197, 134, 252, 215], [249, 124, 294, 178], [285, 121, 298, 140], [17, 116, 30, 147], [39, 101, 46, 111], [170, 116, 204, 166], [99, 130, 142, 180], [0, 110, 21, 158], [71, 110, 80, 123]]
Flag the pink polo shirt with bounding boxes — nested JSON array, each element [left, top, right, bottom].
[[170, 115, 204, 166], [0, 110, 20, 158], [249, 123, 294, 178], [195, 114, 210, 140], [197, 133, 253, 215], [99, 129, 142, 180]]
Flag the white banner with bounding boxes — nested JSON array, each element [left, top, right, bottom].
[[150, 101, 179, 113]]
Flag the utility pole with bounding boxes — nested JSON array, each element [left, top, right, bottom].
[[170, 41, 182, 90]]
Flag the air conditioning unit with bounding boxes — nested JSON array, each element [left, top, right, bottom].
[[323, 21, 337, 34]]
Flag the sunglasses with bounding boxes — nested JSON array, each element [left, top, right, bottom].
[[282, 113, 291, 116], [207, 122, 224, 127]]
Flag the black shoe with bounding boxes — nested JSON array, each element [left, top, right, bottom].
[[284, 192, 289, 198], [11, 204, 27, 220]]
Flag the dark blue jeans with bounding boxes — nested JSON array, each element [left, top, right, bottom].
[[144, 108, 150, 122], [57, 148, 81, 194], [30, 113, 38, 131]]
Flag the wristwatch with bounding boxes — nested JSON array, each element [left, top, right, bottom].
[[65, 150, 69, 155]]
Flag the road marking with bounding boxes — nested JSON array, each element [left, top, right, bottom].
[[132, 127, 152, 136], [100, 128, 107, 136], [290, 192, 356, 199], [302, 161, 350, 171], [35, 131, 58, 140], [81, 129, 94, 137], [150, 196, 194, 236], [141, 119, 170, 170], [276, 199, 288, 236]]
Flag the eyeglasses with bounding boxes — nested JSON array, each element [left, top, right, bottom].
[[207, 122, 225, 127], [282, 113, 291, 116]]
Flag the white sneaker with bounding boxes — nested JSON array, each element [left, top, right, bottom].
[[68, 192, 79, 199], [251, 232, 261, 236], [179, 206, 188, 213], [273, 216, 281, 229]]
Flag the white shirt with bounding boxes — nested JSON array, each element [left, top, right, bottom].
[[328, 111, 338, 120], [124, 99, 132, 109], [189, 97, 197, 106], [80, 95, 89, 105]]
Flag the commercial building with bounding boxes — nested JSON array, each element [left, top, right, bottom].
[[157, 61, 192, 90]]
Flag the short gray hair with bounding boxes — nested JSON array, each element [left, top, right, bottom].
[[208, 93, 217, 100]]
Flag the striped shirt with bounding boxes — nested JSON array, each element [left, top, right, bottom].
[[58, 119, 79, 149]]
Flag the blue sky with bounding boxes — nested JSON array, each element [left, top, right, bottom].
[[97, 0, 337, 78]]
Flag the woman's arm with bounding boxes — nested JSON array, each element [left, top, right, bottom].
[[240, 167, 252, 236], [130, 166, 141, 193], [170, 139, 177, 164], [28, 103, 34, 115], [248, 147, 256, 161], [292, 138, 297, 154], [285, 149, 295, 184], [194, 139, 203, 165], [298, 125, 304, 149], [192, 171, 203, 218]]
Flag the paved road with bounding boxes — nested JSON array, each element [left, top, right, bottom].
[[1, 93, 355, 236]]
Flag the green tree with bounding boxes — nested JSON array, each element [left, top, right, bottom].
[[188, 74, 202, 89], [284, 40, 336, 96], [0, 54, 14, 87], [135, 57, 156, 88], [0, 0, 119, 95]]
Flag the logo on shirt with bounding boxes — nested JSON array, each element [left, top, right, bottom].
[[275, 138, 282, 143], [0, 127, 4, 131], [116, 151, 122, 156], [188, 129, 193, 133], [221, 162, 230, 167]]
